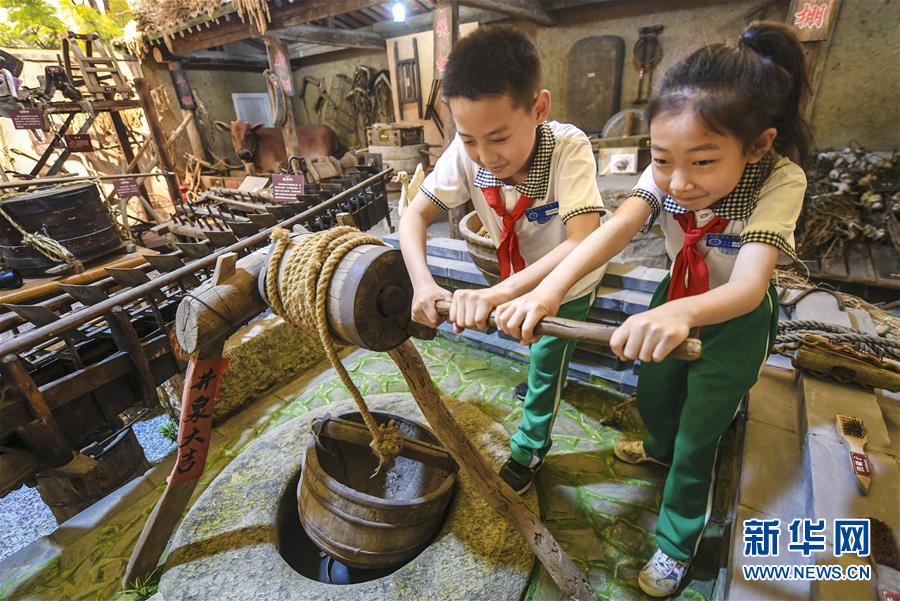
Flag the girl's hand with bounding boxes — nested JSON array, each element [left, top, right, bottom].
[[495, 288, 565, 345], [610, 305, 691, 363]]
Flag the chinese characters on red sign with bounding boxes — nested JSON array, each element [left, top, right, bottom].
[[794, 1, 828, 29], [169, 356, 229, 484], [791, 0, 834, 41]]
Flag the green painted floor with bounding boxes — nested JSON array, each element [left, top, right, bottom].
[[2, 337, 732, 600]]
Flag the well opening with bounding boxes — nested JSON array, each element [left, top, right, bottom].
[[276, 411, 456, 584]]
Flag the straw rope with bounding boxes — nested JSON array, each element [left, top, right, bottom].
[[264, 226, 403, 474]]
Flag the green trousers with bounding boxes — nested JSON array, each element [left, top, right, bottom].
[[509, 287, 598, 467], [638, 275, 779, 561]]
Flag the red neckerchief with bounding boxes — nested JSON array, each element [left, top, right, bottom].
[[668, 211, 730, 301], [481, 186, 534, 280]]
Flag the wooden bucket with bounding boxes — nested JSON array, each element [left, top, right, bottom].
[[35, 426, 150, 523], [298, 411, 457, 570], [458, 210, 501, 285], [0, 182, 122, 274]]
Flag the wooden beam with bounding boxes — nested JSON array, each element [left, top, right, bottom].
[[0, 355, 73, 466], [372, 6, 502, 36], [134, 77, 182, 207], [162, 0, 385, 55], [541, 0, 618, 9], [459, 0, 554, 25], [175, 50, 268, 71], [272, 23, 385, 49]]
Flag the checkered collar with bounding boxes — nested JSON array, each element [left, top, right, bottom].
[[474, 121, 556, 202], [663, 153, 776, 220]]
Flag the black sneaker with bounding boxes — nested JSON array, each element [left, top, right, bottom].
[[499, 456, 543, 495], [514, 381, 528, 402]]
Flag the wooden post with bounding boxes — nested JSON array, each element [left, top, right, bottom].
[[165, 61, 211, 161], [264, 36, 302, 158], [0, 355, 73, 466], [123, 253, 235, 587], [109, 110, 157, 226], [434, 0, 464, 239], [786, 0, 843, 120], [134, 77, 183, 207]]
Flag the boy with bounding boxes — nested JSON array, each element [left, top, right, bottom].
[[399, 25, 607, 493]]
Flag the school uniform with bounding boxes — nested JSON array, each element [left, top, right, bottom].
[[420, 120, 607, 467], [630, 153, 807, 561]]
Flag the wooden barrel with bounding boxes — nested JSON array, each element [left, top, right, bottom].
[[458, 210, 501, 285], [35, 426, 150, 523], [368, 144, 428, 181], [0, 182, 122, 274], [298, 411, 456, 570]]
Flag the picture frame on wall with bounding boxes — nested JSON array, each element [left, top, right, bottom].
[[598, 147, 640, 175], [232, 93, 273, 127]]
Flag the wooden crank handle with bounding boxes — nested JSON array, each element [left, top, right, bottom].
[[434, 299, 702, 362]]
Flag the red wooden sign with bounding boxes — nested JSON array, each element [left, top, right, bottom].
[[113, 177, 140, 199], [64, 134, 93, 152], [168, 356, 229, 484], [10, 108, 45, 130], [791, 0, 837, 41], [271, 173, 304, 204]]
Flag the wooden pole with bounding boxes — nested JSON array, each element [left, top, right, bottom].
[[264, 36, 301, 157], [123, 254, 234, 587], [165, 62, 210, 161], [434, 0, 465, 240], [388, 340, 593, 600], [134, 77, 183, 207]]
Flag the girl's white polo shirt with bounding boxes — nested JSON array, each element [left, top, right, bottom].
[[631, 154, 807, 291]]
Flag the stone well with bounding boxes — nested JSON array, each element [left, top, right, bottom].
[[157, 393, 536, 601]]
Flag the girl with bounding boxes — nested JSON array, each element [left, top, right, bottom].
[[494, 21, 811, 597]]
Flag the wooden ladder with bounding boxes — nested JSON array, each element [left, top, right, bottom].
[[63, 31, 132, 100]]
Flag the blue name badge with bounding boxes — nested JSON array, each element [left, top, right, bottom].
[[706, 233, 742, 254], [524, 201, 559, 224]]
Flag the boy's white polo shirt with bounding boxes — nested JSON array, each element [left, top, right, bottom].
[[420, 120, 607, 301]]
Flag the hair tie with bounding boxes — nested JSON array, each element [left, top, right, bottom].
[[740, 31, 772, 63]]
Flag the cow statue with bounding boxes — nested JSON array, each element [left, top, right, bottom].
[[213, 119, 349, 176]]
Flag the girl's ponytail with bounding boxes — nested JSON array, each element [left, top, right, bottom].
[[739, 22, 812, 161], [648, 21, 814, 163]]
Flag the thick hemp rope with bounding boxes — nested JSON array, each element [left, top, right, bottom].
[[265, 226, 403, 474], [0, 204, 76, 266]]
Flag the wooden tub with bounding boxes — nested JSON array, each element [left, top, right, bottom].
[[297, 410, 456, 569]]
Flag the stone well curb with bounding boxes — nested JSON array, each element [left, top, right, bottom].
[[157, 394, 537, 601]]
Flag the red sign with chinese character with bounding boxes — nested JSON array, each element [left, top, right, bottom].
[[271, 173, 304, 203], [791, 0, 836, 41], [168, 356, 229, 484], [64, 134, 93, 152], [10, 108, 46, 130], [850, 452, 871, 477], [113, 177, 140, 199]]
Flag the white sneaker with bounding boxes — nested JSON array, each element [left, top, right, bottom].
[[638, 548, 689, 597], [613, 440, 670, 467]]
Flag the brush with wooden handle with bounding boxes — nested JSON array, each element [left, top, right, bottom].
[[835, 414, 871, 494], [434, 300, 702, 362]]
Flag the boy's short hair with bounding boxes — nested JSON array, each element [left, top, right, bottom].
[[442, 25, 541, 109]]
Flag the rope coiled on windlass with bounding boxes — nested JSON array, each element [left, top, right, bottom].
[[265, 226, 403, 474]]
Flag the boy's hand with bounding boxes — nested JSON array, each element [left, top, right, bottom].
[[610, 304, 691, 363], [448, 287, 510, 333], [495, 287, 564, 345], [411, 282, 453, 327]]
